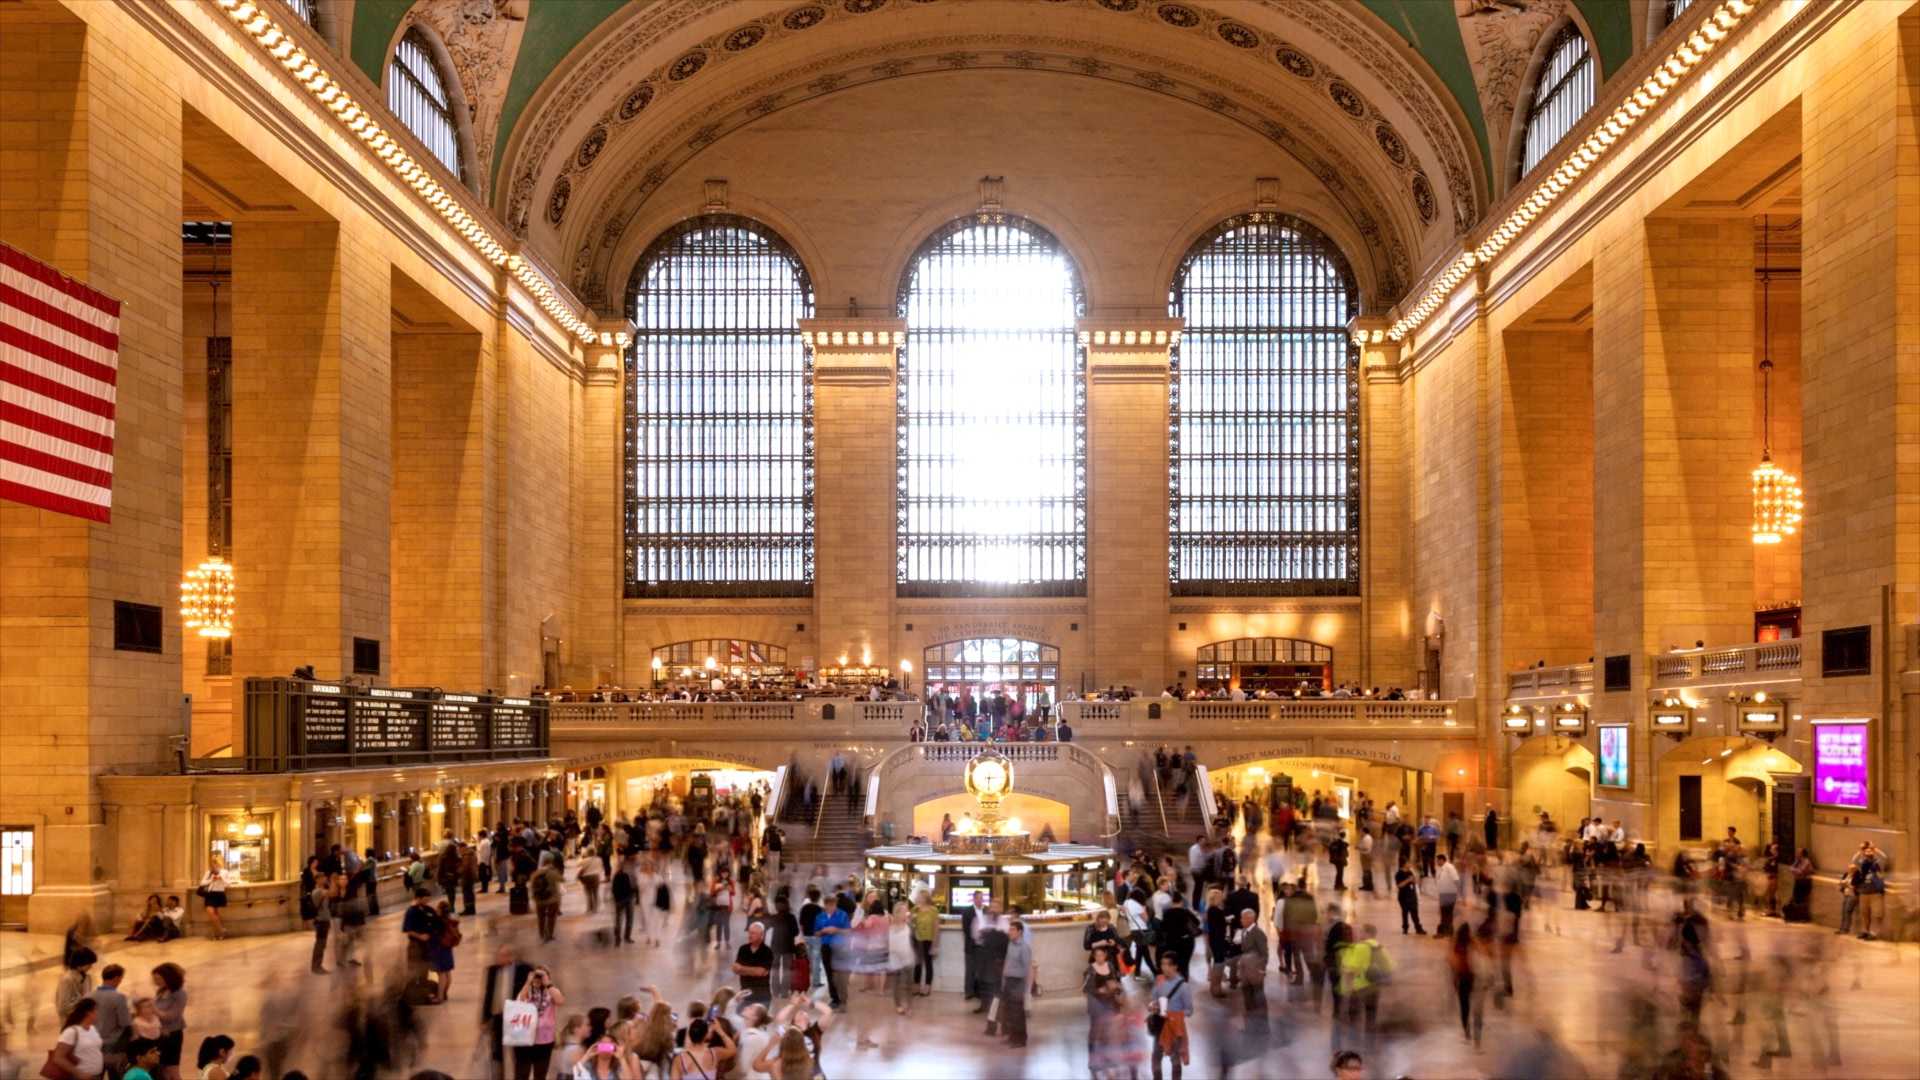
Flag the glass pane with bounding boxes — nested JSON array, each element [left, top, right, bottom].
[[897, 217, 1086, 596], [1255, 638, 1275, 661], [628, 218, 814, 597], [1042, 646, 1059, 662]]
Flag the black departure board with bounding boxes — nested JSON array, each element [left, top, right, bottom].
[[246, 679, 548, 771]]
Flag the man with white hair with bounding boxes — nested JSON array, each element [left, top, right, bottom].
[[732, 920, 775, 1007]]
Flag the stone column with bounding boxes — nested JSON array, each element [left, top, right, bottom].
[[802, 318, 903, 671], [390, 328, 493, 688], [0, 4, 184, 932], [570, 322, 628, 686], [230, 220, 392, 687], [1080, 317, 1180, 691], [1591, 217, 1756, 677], [1353, 318, 1412, 688], [1799, 9, 1919, 864]]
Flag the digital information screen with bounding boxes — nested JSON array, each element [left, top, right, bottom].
[[1598, 726, 1629, 788], [1812, 722, 1869, 810]]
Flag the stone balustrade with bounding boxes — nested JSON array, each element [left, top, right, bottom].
[[1648, 640, 1802, 689], [1056, 697, 1463, 736], [1506, 663, 1595, 699]]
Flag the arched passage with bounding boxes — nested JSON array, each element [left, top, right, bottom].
[[1655, 736, 1805, 854], [1510, 736, 1595, 836], [1208, 754, 1433, 830], [574, 755, 782, 823]]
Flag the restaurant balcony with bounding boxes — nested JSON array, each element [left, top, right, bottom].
[[1056, 697, 1466, 739], [547, 697, 920, 741], [1647, 640, 1803, 693], [1505, 663, 1595, 702]]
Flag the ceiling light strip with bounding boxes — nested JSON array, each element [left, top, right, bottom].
[[209, 0, 597, 344], [1387, 0, 1758, 343]]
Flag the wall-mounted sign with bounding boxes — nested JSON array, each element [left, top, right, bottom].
[[1501, 708, 1532, 732], [1812, 721, 1870, 810], [1552, 704, 1588, 734], [1598, 726, 1630, 788], [1739, 707, 1785, 733], [1651, 709, 1691, 732]]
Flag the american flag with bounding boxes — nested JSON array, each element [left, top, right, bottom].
[[0, 243, 122, 523]]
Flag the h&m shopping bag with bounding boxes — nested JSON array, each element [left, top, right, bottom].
[[502, 1000, 538, 1047]]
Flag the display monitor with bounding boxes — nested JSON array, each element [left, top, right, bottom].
[[1598, 726, 1629, 788], [1812, 722, 1870, 810]]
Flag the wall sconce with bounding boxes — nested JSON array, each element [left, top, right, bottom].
[[429, 800, 446, 814], [353, 810, 373, 825]]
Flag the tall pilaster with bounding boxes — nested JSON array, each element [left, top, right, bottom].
[[1082, 316, 1179, 692], [572, 321, 629, 686], [1798, 9, 1919, 864], [1353, 318, 1411, 689], [0, 1, 184, 932], [803, 318, 903, 669], [230, 220, 392, 687]]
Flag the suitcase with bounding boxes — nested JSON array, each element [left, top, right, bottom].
[[509, 883, 530, 915], [790, 949, 810, 992], [403, 973, 439, 1006]]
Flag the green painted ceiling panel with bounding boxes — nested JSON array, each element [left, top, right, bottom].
[[349, 0, 417, 85], [1355, 0, 1491, 174], [493, 0, 633, 187], [1572, 0, 1634, 80]]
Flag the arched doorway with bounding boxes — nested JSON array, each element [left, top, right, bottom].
[[1195, 637, 1333, 693], [1510, 736, 1595, 836], [1208, 755, 1431, 832], [922, 637, 1060, 713], [1655, 736, 1805, 855]]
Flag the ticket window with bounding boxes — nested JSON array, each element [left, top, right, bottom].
[[209, 814, 275, 884]]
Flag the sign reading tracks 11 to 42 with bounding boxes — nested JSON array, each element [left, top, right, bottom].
[[1812, 722, 1870, 810]]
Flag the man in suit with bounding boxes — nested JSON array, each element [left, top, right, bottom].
[[479, 945, 533, 1080], [959, 890, 988, 1003], [1234, 907, 1271, 1042]]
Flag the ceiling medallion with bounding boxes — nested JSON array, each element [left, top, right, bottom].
[[617, 83, 656, 122], [1412, 174, 1436, 224], [1214, 21, 1259, 49], [668, 49, 709, 81], [783, 5, 827, 31], [724, 25, 767, 52], [1327, 80, 1366, 118], [844, 0, 888, 13], [546, 175, 571, 226], [1373, 124, 1407, 166], [575, 125, 609, 170], [1095, 0, 1141, 12], [1274, 45, 1315, 79], [1156, 4, 1201, 28]]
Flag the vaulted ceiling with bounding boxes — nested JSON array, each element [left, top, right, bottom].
[[338, 0, 1640, 309]]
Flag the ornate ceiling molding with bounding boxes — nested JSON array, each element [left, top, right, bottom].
[[563, 37, 1419, 312], [498, 0, 1482, 263]]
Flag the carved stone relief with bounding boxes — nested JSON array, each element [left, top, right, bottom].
[[408, 0, 531, 201]]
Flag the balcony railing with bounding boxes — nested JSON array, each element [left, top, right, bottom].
[[1649, 640, 1802, 689], [549, 698, 922, 735], [1506, 663, 1594, 699], [1056, 698, 1463, 737]]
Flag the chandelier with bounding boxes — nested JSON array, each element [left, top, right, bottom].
[[182, 557, 236, 638], [1751, 217, 1802, 545]]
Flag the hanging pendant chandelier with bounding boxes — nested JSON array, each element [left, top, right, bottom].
[[1751, 217, 1803, 545], [182, 556, 236, 638]]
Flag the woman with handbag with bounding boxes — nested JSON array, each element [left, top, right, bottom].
[[196, 859, 229, 940], [49, 998, 105, 1080]]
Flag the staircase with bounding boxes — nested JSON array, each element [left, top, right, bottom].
[[782, 791, 869, 869], [1118, 765, 1207, 856]]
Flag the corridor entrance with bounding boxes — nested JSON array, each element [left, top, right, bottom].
[[1209, 755, 1432, 831], [1655, 737, 1805, 854], [1510, 736, 1595, 835], [922, 637, 1061, 714]]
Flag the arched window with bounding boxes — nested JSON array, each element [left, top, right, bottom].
[[387, 26, 462, 178], [896, 215, 1087, 596], [1663, 0, 1697, 27], [281, 0, 318, 25], [1520, 24, 1595, 177], [1168, 214, 1358, 595], [625, 216, 815, 597]]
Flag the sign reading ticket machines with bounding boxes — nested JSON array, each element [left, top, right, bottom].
[[1812, 722, 1870, 810]]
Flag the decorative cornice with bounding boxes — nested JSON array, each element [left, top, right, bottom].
[[799, 317, 908, 350], [1386, 0, 1764, 343], [1077, 316, 1184, 349], [199, 0, 598, 345]]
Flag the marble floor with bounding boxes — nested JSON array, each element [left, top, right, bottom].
[[3, 868, 1916, 1080]]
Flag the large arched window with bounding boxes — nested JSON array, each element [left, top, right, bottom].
[[1520, 24, 1595, 177], [388, 26, 462, 178], [1168, 213, 1359, 595], [897, 215, 1087, 596], [625, 216, 815, 597]]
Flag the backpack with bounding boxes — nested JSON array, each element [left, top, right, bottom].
[[440, 916, 462, 949], [531, 870, 557, 904], [612, 871, 635, 902]]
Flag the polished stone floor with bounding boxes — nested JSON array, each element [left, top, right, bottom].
[[3, 864, 1915, 1079]]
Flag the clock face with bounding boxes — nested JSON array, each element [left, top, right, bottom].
[[970, 759, 1008, 796]]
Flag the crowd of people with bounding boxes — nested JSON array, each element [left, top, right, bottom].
[[20, 765, 1906, 1080]]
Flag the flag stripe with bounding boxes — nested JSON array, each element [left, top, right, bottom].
[[0, 438, 114, 489], [0, 383, 115, 437], [0, 246, 122, 317], [0, 316, 120, 387], [1, 419, 114, 471], [0, 265, 121, 332], [0, 457, 111, 506], [0, 357, 116, 418], [0, 476, 110, 521], [0, 281, 121, 352], [0, 402, 115, 454]]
